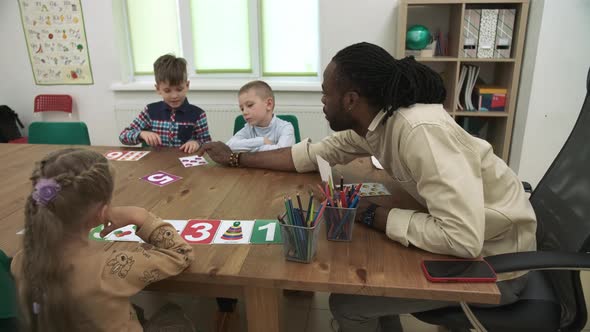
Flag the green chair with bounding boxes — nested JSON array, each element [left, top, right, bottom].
[[233, 114, 301, 143], [28, 122, 91, 145], [0, 250, 17, 330]]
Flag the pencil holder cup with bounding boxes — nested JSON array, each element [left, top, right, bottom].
[[324, 206, 358, 241], [279, 210, 323, 264]]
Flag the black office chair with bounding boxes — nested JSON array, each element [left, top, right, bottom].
[[413, 67, 590, 332]]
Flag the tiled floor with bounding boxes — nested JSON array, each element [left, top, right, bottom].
[[132, 291, 441, 332]]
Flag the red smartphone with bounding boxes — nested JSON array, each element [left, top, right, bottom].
[[421, 259, 497, 283]]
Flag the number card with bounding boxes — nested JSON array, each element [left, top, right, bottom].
[[163, 220, 189, 234], [250, 220, 283, 244], [141, 171, 182, 187], [345, 183, 391, 197], [104, 225, 143, 242], [179, 155, 209, 168], [212, 220, 255, 244], [181, 219, 221, 244], [88, 224, 108, 242], [104, 151, 150, 161]]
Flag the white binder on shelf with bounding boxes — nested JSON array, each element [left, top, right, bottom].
[[477, 9, 499, 58], [457, 65, 468, 110], [463, 65, 480, 111], [494, 9, 516, 58], [462, 9, 481, 58]]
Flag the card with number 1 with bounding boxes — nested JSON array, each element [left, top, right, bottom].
[[250, 220, 283, 244]]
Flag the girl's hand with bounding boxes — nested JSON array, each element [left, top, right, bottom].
[[100, 206, 150, 237]]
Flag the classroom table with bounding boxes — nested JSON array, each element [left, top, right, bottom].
[[0, 144, 500, 331]]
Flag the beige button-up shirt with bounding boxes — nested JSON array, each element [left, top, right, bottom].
[[292, 104, 536, 281]]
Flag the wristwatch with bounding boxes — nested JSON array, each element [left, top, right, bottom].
[[361, 203, 378, 228]]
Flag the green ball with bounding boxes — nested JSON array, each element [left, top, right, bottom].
[[406, 25, 432, 50]]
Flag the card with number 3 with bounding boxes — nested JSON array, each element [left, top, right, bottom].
[[181, 219, 221, 244]]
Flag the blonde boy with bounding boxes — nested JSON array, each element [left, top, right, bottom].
[[226, 80, 295, 152]]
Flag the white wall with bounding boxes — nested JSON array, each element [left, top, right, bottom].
[[510, 0, 590, 186], [3, 0, 589, 186], [0, 0, 397, 146]]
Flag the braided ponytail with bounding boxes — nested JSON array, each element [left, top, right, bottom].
[[332, 42, 446, 120], [21, 149, 114, 332]]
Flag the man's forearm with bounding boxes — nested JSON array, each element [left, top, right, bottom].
[[239, 147, 296, 172]]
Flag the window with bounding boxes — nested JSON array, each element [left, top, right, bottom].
[[124, 0, 319, 78], [126, 0, 181, 74]]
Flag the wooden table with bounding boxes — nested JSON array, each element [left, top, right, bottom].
[[0, 144, 500, 331]]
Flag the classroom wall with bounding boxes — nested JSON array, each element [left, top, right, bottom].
[[509, 0, 590, 186], [2, 0, 589, 186], [0, 0, 396, 147]]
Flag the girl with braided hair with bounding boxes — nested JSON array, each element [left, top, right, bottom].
[[11, 148, 196, 332], [198, 42, 536, 331]]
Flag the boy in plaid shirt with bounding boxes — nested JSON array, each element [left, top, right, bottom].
[[119, 54, 211, 153]]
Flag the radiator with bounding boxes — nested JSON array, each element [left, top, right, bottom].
[[114, 104, 330, 143]]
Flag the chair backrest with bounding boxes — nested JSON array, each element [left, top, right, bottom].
[[28, 122, 91, 145], [0, 250, 17, 321], [34, 94, 73, 114], [530, 67, 590, 331], [233, 114, 301, 143]]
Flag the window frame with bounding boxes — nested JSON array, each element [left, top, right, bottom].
[[121, 0, 320, 81]]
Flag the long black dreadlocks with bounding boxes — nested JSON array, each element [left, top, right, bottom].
[[332, 42, 446, 119]]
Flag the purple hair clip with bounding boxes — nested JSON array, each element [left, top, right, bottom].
[[32, 178, 61, 206]]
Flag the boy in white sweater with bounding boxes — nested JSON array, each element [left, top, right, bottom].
[[227, 80, 295, 152]]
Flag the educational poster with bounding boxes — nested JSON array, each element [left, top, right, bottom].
[[18, 0, 94, 85]]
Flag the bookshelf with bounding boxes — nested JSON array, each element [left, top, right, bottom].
[[396, 0, 529, 162]]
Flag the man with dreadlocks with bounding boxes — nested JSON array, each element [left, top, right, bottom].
[[198, 42, 536, 331]]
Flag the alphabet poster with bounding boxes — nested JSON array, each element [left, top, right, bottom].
[[18, 0, 93, 85]]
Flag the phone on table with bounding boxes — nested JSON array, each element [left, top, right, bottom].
[[421, 259, 497, 283]]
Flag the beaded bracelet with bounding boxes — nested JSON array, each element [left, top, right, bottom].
[[229, 152, 242, 167]]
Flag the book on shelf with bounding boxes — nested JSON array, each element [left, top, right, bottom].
[[476, 86, 507, 112], [457, 64, 480, 111]]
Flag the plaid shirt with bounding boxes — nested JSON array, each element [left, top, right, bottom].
[[119, 99, 212, 147]]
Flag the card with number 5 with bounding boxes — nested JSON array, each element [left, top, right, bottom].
[[141, 171, 182, 187], [181, 219, 221, 244]]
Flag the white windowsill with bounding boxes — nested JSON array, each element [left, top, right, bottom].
[[111, 79, 322, 92]]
